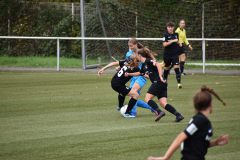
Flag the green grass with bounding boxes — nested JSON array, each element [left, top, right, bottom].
[[0, 56, 99, 68], [0, 72, 240, 160], [0, 56, 239, 70]]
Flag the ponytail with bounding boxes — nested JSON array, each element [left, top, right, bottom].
[[194, 85, 226, 111], [138, 47, 156, 60], [201, 85, 226, 106]]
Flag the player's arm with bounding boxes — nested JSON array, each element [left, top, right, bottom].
[[184, 32, 193, 50], [163, 39, 178, 47], [209, 135, 229, 147], [125, 72, 141, 77], [98, 61, 119, 76], [153, 61, 165, 82], [147, 132, 188, 160]]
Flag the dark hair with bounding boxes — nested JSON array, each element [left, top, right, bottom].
[[128, 38, 144, 49], [193, 85, 226, 111], [127, 54, 139, 68], [137, 47, 156, 59], [179, 19, 185, 23], [166, 22, 175, 27]]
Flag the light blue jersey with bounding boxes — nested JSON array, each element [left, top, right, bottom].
[[125, 50, 147, 90]]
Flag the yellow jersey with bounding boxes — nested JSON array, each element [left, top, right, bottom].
[[175, 27, 189, 46]]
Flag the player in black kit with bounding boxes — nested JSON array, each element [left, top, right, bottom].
[[126, 47, 184, 122], [148, 86, 229, 160], [163, 22, 182, 89], [98, 55, 140, 118]]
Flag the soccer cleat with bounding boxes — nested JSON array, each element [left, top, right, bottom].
[[178, 83, 182, 89], [175, 114, 184, 122], [122, 113, 136, 118], [155, 111, 166, 122]]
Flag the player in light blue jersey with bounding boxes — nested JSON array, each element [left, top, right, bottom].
[[118, 38, 158, 117]]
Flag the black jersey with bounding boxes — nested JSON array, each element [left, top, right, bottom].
[[163, 32, 179, 58], [182, 112, 213, 160], [140, 58, 161, 83], [111, 60, 139, 85]]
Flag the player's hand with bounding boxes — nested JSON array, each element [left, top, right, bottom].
[[147, 156, 166, 160], [188, 45, 193, 51], [216, 135, 229, 146], [160, 77, 166, 83], [115, 66, 120, 72], [144, 74, 149, 79], [98, 69, 104, 76], [124, 72, 130, 77], [179, 43, 183, 47]]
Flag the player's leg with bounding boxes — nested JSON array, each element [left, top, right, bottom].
[[136, 99, 154, 112], [145, 84, 166, 121], [158, 97, 184, 122], [131, 76, 153, 111], [179, 53, 186, 75], [117, 94, 125, 110], [145, 93, 165, 122], [173, 57, 182, 89], [125, 88, 139, 116]]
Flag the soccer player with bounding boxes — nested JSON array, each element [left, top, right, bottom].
[[147, 86, 228, 160], [162, 22, 182, 89], [126, 47, 184, 122], [175, 19, 193, 75], [117, 38, 158, 115], [98, 56, 140, 118]]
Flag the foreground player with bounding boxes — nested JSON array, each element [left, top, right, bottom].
[[98, 56, 139, 118], [148, 86, 228, 160], [175, 19, 193, 75], [162, 22, 182, 89], [126, 47, 184, 122]]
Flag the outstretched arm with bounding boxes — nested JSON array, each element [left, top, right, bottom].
[[125, 72, 141, 77], [148, 132, 187, 160], [209, 135, 229, 147], [98, 61, 119, 76]]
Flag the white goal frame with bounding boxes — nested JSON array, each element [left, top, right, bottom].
[[0, 36, 240, 73]]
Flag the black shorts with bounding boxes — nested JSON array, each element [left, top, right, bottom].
[[111, 83, 131, 96], [164, 56, 179, 67], [147, 82, 167, 99], [178, 46, 186, 55]]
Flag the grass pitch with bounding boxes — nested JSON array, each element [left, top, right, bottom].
[[0, 71, 239, 160]]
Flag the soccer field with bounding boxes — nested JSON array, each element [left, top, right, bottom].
[[0, 71, 239, 160]]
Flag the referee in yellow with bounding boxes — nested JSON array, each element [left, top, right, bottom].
[[175, 19, 193, 75]]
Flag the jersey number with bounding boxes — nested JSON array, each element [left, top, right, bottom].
[[117, 66, 128, 77]]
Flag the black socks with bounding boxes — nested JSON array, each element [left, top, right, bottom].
[[180, 61, 185, 73], [174, 68, 181, 83], [125, 98, 137, 114], [165, 104, 179, 116], [118, 94, 125, 108], [148, 100, 162, 113]]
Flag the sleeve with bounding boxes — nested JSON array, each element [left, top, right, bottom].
[[175, 28, 180, 34], [118, 60, 125, 68], [184, 117, 206, 137], [184, 30, 189, 45], [125, 50, 133, 58], [163, 33, 168, 42]]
